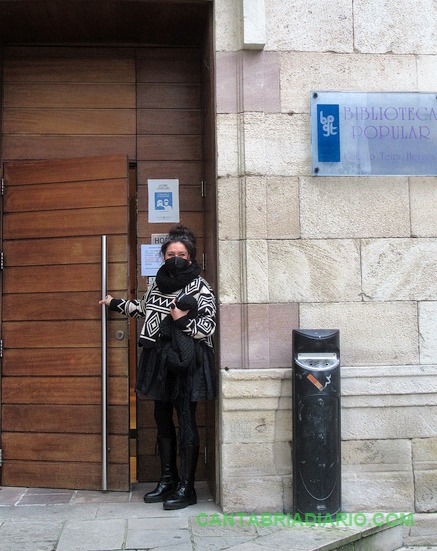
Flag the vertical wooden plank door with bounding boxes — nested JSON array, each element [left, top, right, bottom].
[[1, 154, 130, 491]]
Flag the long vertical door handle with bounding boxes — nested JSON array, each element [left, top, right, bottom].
[[101, 235, 108, 491]]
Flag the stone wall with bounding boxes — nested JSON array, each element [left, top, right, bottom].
[[220, 368, 437, 510], [214, 0, 437, 542]]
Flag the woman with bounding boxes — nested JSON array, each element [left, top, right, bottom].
[[100, 225, 216, 510]]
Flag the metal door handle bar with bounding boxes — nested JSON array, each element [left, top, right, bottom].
[[101, 235, 108, 491]]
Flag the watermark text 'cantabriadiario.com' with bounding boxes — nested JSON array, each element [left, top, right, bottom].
[[196, 512, 414, 529]]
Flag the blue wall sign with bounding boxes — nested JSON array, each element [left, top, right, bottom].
[[311, 92, 437, 176]]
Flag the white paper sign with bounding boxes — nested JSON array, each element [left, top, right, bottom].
[[151, 233, 168, 245], [141, 244, 162, 276], [148, 179, 180, 223]]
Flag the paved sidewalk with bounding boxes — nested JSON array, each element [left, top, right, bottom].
[[0, 483, 434, 551], [0, 482, 219, 551]]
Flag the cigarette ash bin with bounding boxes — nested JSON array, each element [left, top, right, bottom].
[[292, 329, 341, 517]]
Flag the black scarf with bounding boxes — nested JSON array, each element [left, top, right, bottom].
[[155, 260, 201, 294]]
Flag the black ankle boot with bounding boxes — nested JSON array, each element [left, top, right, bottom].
[[144, 436, 179, 503], [163, 445, 199, 510]]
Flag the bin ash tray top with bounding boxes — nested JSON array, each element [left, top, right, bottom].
[[295, 352, 339, 371]]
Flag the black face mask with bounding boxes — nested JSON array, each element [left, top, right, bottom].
[[165, 256, 190, 276]]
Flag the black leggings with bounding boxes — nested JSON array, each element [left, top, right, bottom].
[[154, 399, 199, 449]]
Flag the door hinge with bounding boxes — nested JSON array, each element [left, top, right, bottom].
[[0, 449, 2, 467], [204, 445, 207, 465], [0, 339, 3, 358], [201, 180, 206, 198], [0, 252, 4, 270], [202, 253, 207, 271], [1, 178, 5, 196]]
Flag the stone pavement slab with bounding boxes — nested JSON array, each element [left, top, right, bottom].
[[0, 502, 99, 522], [125, 527, 191, 549], [57, 519, 126, 551], [0, 520, 63, 551]]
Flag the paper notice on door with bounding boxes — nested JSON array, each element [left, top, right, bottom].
[[148, 179, 180, 223], [141, 244, 162, 276]]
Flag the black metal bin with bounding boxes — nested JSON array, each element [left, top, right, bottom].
[[292, 329, 341, 518]]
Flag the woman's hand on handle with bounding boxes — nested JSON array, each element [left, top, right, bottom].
[[99, 295, 113, 306]]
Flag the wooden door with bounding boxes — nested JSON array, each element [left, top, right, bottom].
[[0, 154, 130, 491]]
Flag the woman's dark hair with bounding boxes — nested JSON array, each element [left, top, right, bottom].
[[161, 224, 197, 260]]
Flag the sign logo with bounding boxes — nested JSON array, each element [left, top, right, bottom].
[[155, 191, 173, 211], [317, 104, 340, 162]]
